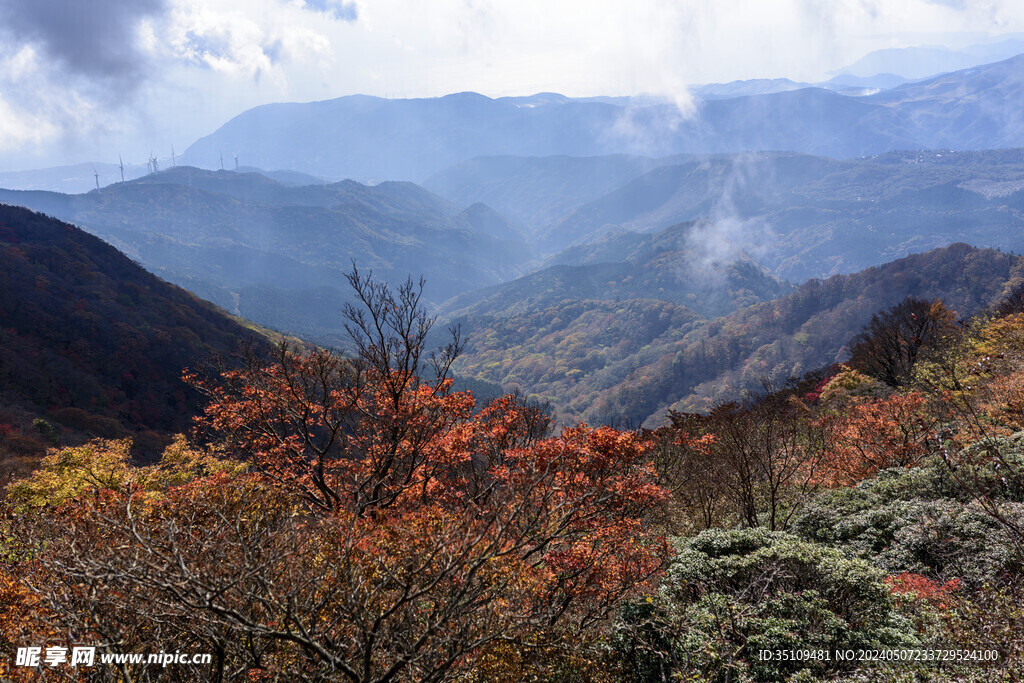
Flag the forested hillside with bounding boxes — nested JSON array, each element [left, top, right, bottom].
[[449, 244, 1024, 426], [5, 267, 1024, 681], [0, 205, 267, 476], [440, 220, 792, 320]]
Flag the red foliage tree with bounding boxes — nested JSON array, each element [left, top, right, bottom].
[[817, 391, 937, 486], [9, 268, 669, 682]]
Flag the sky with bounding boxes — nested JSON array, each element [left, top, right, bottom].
[[1, 0, 1024, 171]]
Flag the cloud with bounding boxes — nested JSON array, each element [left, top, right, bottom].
[[302, 0, 358, 22], [162, 1, 335, 79], [0, 0, 166, 88], [0, 92, 61, 152]]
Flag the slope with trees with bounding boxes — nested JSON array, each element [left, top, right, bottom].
[[1, 269, 668, 683], [0, 204, 271, 481], [448, 244, 1024, 427]]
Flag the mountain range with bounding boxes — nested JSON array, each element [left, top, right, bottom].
[[446, 243, 1023, 426], [181, 54, 1024, 181], [4, 51, 1024, 431], [0, 167, 535, 345], [428, 148, 1024, 281]]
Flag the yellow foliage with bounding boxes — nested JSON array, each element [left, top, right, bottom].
[[973, 312, 1024, 361], [5, 435, 244, 510], [818, 365, 886, 405]]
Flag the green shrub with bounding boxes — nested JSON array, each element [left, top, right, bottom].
[[793, 450, 1024, 587], [616, 528, 915, 682]]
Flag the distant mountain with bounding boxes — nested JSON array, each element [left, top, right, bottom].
[[0, 163, 330, 195], [0, 204, 263, 445], [447, 244, 1022, 427], [457, 203, 525, 241], [441, 220, 792, 321], [834, 37, 1024, 79], [691, 79, 810, 100], [235, 166, 329, 186], [423, 154, 684, 232], [0, 162, 149, 194], [817, 73, 914, 96], [184, 54, 1024, 181], [0, 167, 534, 345], [867, 57, 1024, 150], [692, 74, 914, 100], [429, 148, 1024, 282]]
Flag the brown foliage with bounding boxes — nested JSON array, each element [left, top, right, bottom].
[[849, 296, 957, 388], [816, 391, 938, 486]]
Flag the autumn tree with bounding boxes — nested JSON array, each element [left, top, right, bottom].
[[849, 296, 957, 388], [816, 391, 938, 486], [8, 268, 669, 682], [657, 389, 828, 533], [650, 414, 725, 532]]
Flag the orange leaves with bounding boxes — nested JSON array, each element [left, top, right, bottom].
[[181, 337, 670, 675], [0, 564, 57, 662], [675, 431, 716, 453], [4, 271, 675, 681], [975, 368, 1024, 432], [885, 572, 961, 610], [817, 391, 935, 487]]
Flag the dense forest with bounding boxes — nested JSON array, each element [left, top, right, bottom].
[[450, 243, 1024, 426], [0, 205, 272, 482]]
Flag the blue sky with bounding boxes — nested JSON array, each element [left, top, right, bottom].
[[1, 0, 1023, 171]]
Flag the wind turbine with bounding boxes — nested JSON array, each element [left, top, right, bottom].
[[219, 152, 224, 171], [92, 166, 99, 191], [118, 154, 125, 182], [233, 152, 238, 171], [171, 146, 176, 167]]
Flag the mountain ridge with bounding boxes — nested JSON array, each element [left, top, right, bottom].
[[182, 53, 1024, 181]]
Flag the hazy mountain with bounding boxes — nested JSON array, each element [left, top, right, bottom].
[[820, 73, 912, 92], [0, 167, 534, 345], [439, 148, 1024, 282], [0, 162, 149, 194], [447, 244, 1021, 427], [867, 56, 1024, 150], [440, 220, 792, 321], [834, 37, 1024, 79], [235, 166, 329, 186], [181, 92, 631, 182], [457, 203, 526, 241], [692, 74, 915, 100], [692, 79, 810, 100], [184, 54, 1024, 181], [423, 154, 685, 232]]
